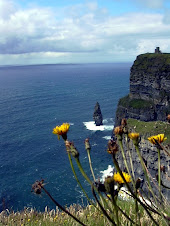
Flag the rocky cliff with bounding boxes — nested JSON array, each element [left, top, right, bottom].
[[115, 53, 170, 126], [116, 137, 170, 199]]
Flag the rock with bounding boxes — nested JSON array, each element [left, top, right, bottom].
[[116, 137, 170, 200], [93, 102, 103, 126], [115, 51, 170, 126]]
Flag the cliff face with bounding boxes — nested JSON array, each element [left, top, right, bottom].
[[115, 53, 170, 125], [116, 138, 170, 199]]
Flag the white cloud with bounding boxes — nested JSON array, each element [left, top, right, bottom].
[[1, 0, 170, 64], [135, 0, 164, 9]]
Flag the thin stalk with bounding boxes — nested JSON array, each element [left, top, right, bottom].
[[91, 185, 116, 226], [67, 152, 93, 204], [87, 149, 96, 181], [75, 157, 113, 215], [41, 185, 86, 226], [110, 193, 120, 226], [125, 134, 135, 180], [135, 189, 140, 226], [134, 145, 158, 205], [118, 139, 136, 189], [117, 204, 136, 224], [112, 154, 159, 226], [157, 148, 161, 196], [75, 158, 92, 185], [118, 139, 139, 224]]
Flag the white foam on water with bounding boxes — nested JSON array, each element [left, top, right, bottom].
[[102, 136, 111, 140], [100, 165, 114, 182], [83, 121, 113, 131], [69, 122, 74, 125]]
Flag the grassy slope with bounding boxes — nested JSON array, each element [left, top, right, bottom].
[[127, 118, 170, 144]]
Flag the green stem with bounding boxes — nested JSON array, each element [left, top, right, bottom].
[[125, 134, 135, 180], [91, 185, 116, 226], [135, 145, 158, 205], [110, 194, 120, 226], [118, 139, 136, 189], [119, 138, 139, 224], [75, 158, 92, 185], [157, 149, 161, 192], [67, 153, 92, 204], [75, 157, 112, 215], [112, 154, 159, 226], [41, 185, 86, 226], [87, 149, 96, 181]]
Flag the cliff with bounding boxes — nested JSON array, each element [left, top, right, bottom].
[[115, 53, 170, 125], [116, 135, 170, 199]]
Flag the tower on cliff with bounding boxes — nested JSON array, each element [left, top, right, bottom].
[[155, 47, 161, 54]]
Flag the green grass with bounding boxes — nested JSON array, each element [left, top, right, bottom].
[[119, 95, 154, 109], [127, 118, 170, 144], [132, 53, 170, 72], [0, 199, 169, 226]]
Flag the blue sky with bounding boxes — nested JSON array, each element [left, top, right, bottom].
[[0, 0, 170, 65]]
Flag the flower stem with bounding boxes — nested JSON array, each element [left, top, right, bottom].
[[112, 154, 159, 226], [91, 185, 116, 226], [157, 148, 161, 198], [75, 158, 92, 185], [67, 152, 92, 204], [125, 134, 135, 180], [87, 149, 96, 181], [118, 139, 135, 189], [41, 185, 86, 226], [134, 145, 158, 204]]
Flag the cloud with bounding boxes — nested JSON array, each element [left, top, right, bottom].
[[1, 0, 170, 64], [132, 0, 164, 9]]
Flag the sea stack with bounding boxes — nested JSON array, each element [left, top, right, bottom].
[[93, 102, 103, 126]]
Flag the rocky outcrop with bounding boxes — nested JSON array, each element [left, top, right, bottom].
[[115, 53, 170, 126], [116, 138, 170, 199], [93, 102, 103, 126]]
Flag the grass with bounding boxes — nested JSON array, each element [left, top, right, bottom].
[[127, 118, 170, 144], [119, 95, 154, 109], [0, 199, 169, 226]]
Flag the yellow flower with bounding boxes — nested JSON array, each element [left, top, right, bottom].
[[28, 219, 31, 222], [148, 134, 167, 144], [113, 172, 131, 184], [53, 123, 70, 140], [128, 133, 139, 140], [128, 133, 140, 145]]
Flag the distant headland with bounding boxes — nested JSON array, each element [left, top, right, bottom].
[[115, 47, 170, 125]]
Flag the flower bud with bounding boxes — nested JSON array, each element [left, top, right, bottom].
[[104, 176, 115, 194], [114, 126, 124, 136], [85, 138, 91, 151], [114, 126, 124, 141], [107, 139, 119, 155], [65, 141, 79, 158], [121, 118, 127, 127]]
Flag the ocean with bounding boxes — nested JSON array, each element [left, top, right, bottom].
[[0, 63, 131, 211]]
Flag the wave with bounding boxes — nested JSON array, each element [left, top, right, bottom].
[[100, 165, 114, 182], [83, 121, 113, 131], [102, 136, 111, 140], [103, 118, 114, 124]]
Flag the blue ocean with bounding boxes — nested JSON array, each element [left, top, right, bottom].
[[0, 63, 131, 211]]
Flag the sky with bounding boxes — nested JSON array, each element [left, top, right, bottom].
[[1, 0, 170, 65]]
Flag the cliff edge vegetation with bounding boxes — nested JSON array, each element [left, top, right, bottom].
[[115, 52, 170, 125]]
